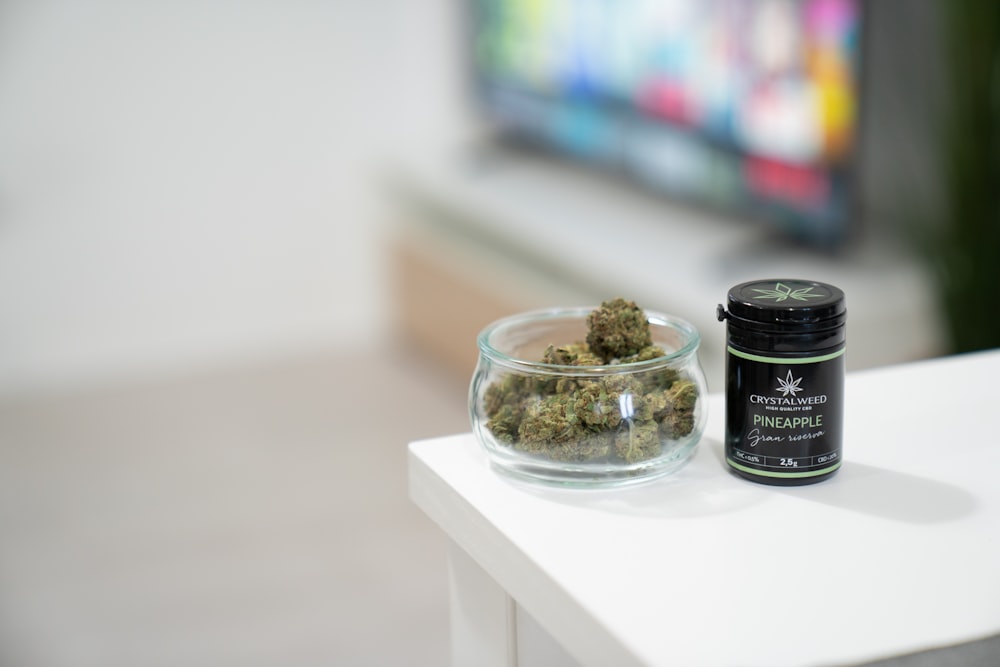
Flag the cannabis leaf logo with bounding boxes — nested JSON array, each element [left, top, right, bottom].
[[752, 282, 823, 302], [776, 370, 803, 397]]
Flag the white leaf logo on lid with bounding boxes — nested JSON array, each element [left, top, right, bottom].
[[752, 282, 823, 303]]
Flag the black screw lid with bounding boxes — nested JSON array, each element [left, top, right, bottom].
[[720, 279, 846, 333]]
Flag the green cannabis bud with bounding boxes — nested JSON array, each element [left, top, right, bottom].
[[586, 297, 653, 362], [482, 299, 699, 465]]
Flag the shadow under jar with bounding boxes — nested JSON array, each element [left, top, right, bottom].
[[470, 307, 708, 486]]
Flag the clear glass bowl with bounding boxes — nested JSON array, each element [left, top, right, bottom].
[[469, 307, 708, 486]]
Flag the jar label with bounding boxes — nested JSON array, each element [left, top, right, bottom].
[[725, 347, 844, 479]]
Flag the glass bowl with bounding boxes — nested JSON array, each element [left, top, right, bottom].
[[469, 307, 708, 486]]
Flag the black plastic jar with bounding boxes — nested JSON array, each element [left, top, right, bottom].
[[717, 279, 846, 485]]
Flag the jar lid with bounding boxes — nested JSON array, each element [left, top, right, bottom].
[[721, 279, 845, 330]]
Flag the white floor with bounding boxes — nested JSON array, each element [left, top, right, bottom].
[[0, 346, 470, 666]]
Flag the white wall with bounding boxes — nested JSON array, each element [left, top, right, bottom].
[[0, 1, 466, 395]]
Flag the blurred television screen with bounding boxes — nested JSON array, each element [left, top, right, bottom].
[[470, 0, 863, 246]]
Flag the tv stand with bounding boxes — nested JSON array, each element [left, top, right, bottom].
[[386, 148, 944, 391]]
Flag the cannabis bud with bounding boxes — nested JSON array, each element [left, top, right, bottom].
[[482, 299, 700, 465], [586, 297, 652, 361]]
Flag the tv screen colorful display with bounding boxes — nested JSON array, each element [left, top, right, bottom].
[[470, 0, 863, 245]]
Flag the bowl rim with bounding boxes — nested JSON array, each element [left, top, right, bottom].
[[476, 306, 701, 375]]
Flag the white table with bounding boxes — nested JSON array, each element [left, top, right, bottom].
[[409, 350, 1000, 666]]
